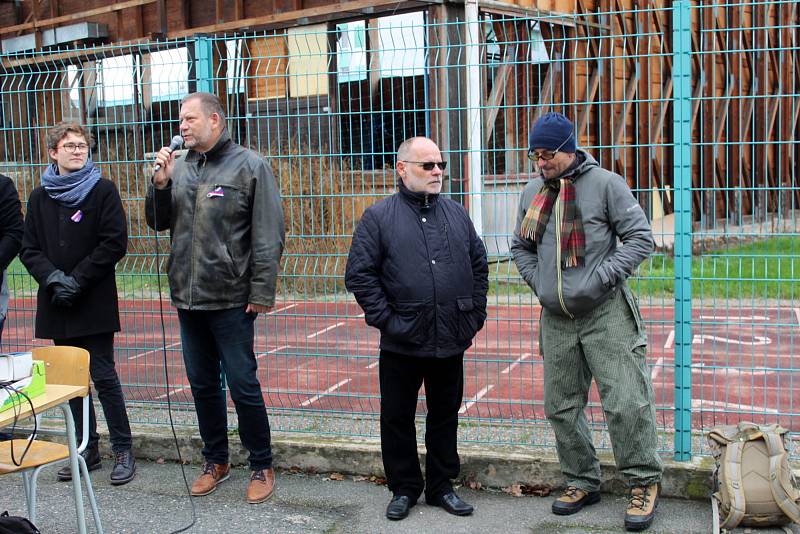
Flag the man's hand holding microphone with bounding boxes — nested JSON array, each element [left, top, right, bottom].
[[152, 135, 183, 188]]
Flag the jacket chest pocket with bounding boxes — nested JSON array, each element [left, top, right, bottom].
[[199, 183, 249, 225], [424, 221, 454, 264]]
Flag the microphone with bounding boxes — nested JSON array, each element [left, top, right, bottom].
[[153, 135, 184, 174]]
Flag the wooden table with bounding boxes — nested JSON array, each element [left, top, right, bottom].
[[0, 383, 91, 534]]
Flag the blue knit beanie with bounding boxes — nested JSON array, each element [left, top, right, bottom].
[[528, 112, 576, 153]]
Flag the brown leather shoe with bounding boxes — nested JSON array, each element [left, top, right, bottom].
[[190, 461, 231, 496], [246, 467, 275, 504], [624, 483, 659, 531], [551, 485, 601, 515]]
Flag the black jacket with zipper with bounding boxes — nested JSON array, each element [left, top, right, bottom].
[[345, 183, 489, 358]]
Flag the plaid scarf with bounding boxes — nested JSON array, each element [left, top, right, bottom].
[[519, 176, 585, 268]]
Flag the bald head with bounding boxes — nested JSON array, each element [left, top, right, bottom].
[[396, 137, 445, 195]]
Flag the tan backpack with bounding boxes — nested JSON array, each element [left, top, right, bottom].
[[707, 422, 800, 533]]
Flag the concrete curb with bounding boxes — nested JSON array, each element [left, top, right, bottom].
[[123, 425, 716, 500]]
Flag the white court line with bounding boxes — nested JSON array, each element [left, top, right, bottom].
[[692, 398, 779, 414], [651, 357, 665, 381], [307, 322, 345, 339], [268, 304, 297, 315], [257, 345, 290, 359], [794, 308, 800, 328], [500, 353, 531, 374], [699, 314, 769, 321], [664, 329, 675, 349], [356, 312, 365, 318], [366, 360, 379, 369], [155, 385, 191, 400], [300, 379, 351, 407], [459, 384, 495, 414], [129, 341, 181, 360], [663, 329, 675, 350]]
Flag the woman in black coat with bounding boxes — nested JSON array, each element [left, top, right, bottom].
[[20, 122, 136, 485]]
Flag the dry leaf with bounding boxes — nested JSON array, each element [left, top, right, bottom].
[[462, 473, 482, 490], [156, 458, 166, 465], [521, 484, 551, 497], [328, 472, 345, 481], [352, 475, 369, 482], [503, 484, 523, 497]]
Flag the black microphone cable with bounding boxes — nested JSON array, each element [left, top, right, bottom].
[[149, 138, 197, 534]]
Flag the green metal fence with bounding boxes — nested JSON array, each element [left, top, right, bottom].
[[1, 1, 798, 460]]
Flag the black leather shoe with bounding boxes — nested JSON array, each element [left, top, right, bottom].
[[57, 447, 101, 481], [386, 495, 414, 520], [110, 450, 136, 486], [427, 491, 474, 516]]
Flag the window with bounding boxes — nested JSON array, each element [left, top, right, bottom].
[[226, 39, 245, 94], [147, 48, 189, 102], [98, 55, 135, 105], [378, 12, 426, 78], [337, 21, 367, 83]]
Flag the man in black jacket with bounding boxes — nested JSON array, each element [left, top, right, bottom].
[[20, 122, 135, 485], [0, 173, 23, 343], [0, 173, 24, 442], [345, 137, 489, 520], [146, 92, 284, 504]]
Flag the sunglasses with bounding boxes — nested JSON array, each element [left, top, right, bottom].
[[402, 160, 448, 171], [528, 134, 573, 162]]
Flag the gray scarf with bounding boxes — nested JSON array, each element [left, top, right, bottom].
[[41, 159, 101, 208]]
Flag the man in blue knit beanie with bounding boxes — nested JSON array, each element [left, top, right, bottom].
[[512, 112, 662, 531]]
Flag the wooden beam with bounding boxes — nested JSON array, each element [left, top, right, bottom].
[[167, 0, 438, 38], [1, 37, 164, 69], [367, 19, 380, 98], [0, 0, 158, 35], [154, 0, 168, 37], [216, 0, 225, 24], [483, 47, 515, 145]]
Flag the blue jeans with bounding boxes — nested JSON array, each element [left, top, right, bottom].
[[178, 307, 272, 470]]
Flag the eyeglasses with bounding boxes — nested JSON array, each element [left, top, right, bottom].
[[528, 134, 572, 162], [401, 160, 447, 171], [59, 143, 90, 153]]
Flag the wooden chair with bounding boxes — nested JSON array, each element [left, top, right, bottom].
[[0, 346, 102, 533]]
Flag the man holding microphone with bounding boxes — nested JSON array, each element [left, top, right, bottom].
[[145, 92, 284, 504]]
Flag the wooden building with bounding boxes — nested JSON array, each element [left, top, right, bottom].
[[1, 0, 798, 239]]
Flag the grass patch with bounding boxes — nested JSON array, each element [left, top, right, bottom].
[[9, 237, 799, 301], [490, 236, 800, 299]]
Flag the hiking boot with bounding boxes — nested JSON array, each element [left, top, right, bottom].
[[624, 484, 659, 531], [190, 461, 231, 496], [110, 449, 136, 486], [246, 467, 275, 504], [551, 485, 601, 515], [57, 447, 102, 481]]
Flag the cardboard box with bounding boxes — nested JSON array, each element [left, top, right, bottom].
[[0, 352, 33, 382], [0, 360, 46, 413]]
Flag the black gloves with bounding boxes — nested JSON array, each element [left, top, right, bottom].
[[45, 270, 82, 307]]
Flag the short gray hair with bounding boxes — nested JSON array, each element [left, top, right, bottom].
[[182, 92, 227, 128]]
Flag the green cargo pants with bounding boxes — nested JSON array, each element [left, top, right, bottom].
[[540, 284, 662, 492]]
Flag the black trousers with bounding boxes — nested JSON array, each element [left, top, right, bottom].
[[379, 350, 464, 501], [55, 333, 133, 453]]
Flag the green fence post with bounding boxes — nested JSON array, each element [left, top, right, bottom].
[[672, 0, 693, 461], [194, 35, 213, 93]]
